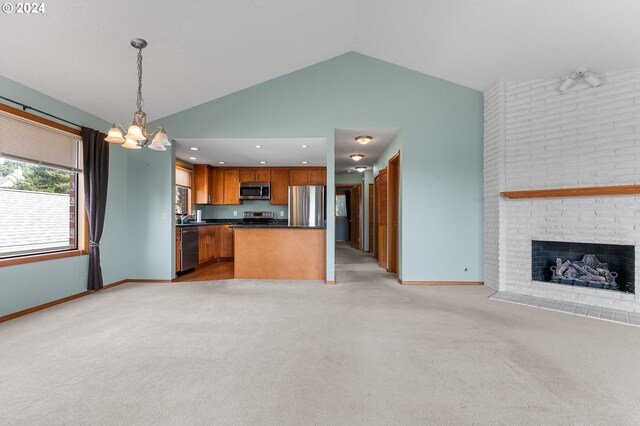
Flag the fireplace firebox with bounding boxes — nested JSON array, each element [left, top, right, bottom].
[[531, 240, 635, 293]]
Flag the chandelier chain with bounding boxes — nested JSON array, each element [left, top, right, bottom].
[[136, 48, 144, 112]]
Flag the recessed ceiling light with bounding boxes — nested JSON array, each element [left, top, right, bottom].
[[350, 154, 364, 161], [301, 161, 309, 164], [259, 161, 267, 164], [218, 161, 225, 165], [355, 166, 367, 172], [347, 170, 352, 173], [255, 145, 262, 149], [355, 135, 373, 145], [301, 145, 309, 148], [190, 147, 199, 151], [189, 157, 197, 161]]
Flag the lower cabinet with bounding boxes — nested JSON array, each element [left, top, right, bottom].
[[198, 225, 218, 265], [198, 225, 234, 265], [218, 224, 234, 258]]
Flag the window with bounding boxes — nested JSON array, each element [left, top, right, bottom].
[[335, 193, 347, 217], [175, 165, 192, 216], [0, 108, 83, 260]]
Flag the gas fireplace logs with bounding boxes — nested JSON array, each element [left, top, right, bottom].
[[550, 255, 619, 290]]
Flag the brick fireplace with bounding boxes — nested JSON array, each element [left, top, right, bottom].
[[484, 68, 640, 313]]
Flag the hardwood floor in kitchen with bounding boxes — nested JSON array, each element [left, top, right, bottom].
[[174, 261, 234, 282]]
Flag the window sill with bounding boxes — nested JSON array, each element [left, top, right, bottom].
[[0, 249, 88, 268]]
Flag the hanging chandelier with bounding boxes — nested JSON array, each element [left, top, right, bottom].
[[105, 38, 170, 151]]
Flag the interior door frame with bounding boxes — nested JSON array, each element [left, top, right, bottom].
[[334, 184, 362, 249], [387, 152, 400, 276]]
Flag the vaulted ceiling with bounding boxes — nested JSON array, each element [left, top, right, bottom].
[[2, 0, 639, 125]]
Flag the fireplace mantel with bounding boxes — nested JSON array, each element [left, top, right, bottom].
[[501, 184, 640, 200]]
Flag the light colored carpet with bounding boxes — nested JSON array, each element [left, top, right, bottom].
[[1, 242, 640, 425]]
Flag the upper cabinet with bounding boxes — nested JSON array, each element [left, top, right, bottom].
[[270, 169, 290, 205], [194, 166, 324, 205], [290, 168, 326, 186], [194, 164, 213, 204], [223, 169, 240, 205], [239, 169, 270, 183]]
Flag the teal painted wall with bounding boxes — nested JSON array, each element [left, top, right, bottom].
[[152, 52, 484, 282], [0, 75, 128, 316]]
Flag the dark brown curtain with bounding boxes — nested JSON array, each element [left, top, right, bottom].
[[81, 127, 109, 291]]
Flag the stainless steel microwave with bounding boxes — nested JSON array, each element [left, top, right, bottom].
[[239, 182, 271, 200]]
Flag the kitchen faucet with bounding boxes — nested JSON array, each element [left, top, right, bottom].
[[180, 213, 194, 224]]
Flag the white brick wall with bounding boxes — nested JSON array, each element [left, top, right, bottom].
[[484, 68, 640, 311]]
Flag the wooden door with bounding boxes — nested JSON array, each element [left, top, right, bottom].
[[255, 169, 270, 182], [218, 225, 235, 258], [289, 169, 309, 185], [270, 169, 289, 205], [368, 184, 374, 254], [193, 164, 211, 204], [373, 177, 378, 258], [377, 169, 388, 269], [211, 168, 224, 205], [350, 185, 361, 250], [308, 169, 326, 185], [239, 169, 255, 183], [223, 169, 240, 204], [387, 153, 400, 274]]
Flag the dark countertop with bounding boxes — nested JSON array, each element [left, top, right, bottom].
[[231, 224, 326, 229], [177, 219, 324, 229]]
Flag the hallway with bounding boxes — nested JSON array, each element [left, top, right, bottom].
[[335, 241, 395, 285]]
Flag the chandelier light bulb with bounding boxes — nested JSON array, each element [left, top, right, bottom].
[[105, 125, 125, 143], [125, 124, 146, 141], [122, 138, 142, 150]]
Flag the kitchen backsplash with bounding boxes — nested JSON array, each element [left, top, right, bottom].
[[195, 199, 288, 219]]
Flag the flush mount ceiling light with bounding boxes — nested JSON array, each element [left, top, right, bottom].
[[355, 135, 373, 145], [255, 145, 262, 149], [105, 39, 170, 151], [355, 166, 367, 172], [259, 161, 267, 164], [189, 157, 197, 161], [190, 147, 199, 151], [350, 153, 364, 161], [301, 161, 309, 164], [218, 161, 226, 165], [301, 145, 309, 148], [558, 67, 602, 92]]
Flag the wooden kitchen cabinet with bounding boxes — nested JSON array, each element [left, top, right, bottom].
[[211, 168, 224, 205], [218, 224, 235, 258], [198, 225, 218, 265], [239, 169, 270, 183], [309, 169, 327, 185], [223, 169, 241, 205], [194, 164, 213, 204], [270, 169, 289, 205], [289, 168, 327, 186]]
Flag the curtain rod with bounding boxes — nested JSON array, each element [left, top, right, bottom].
[[0, 95, 82, 128]]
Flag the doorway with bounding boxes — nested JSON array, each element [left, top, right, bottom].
[[387, 152, 400, 276], [375, 169, 387, 269], [335, 184, 362, 249]]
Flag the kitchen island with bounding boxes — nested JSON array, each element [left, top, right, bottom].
[[233, 226, 326, 280]]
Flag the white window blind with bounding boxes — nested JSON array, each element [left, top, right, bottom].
[[0, 110, 81, 172], [176, 167, 192, 187]]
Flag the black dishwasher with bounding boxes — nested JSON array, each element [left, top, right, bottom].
[[179, 227, 199, 272]]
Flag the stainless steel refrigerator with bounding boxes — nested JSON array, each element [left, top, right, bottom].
[[288, 185, 325, 227]]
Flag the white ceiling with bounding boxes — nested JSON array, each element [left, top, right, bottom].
[[2, 0, 640, 124], [335, 128, 399, 174], [175, 138, 326, 168]]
